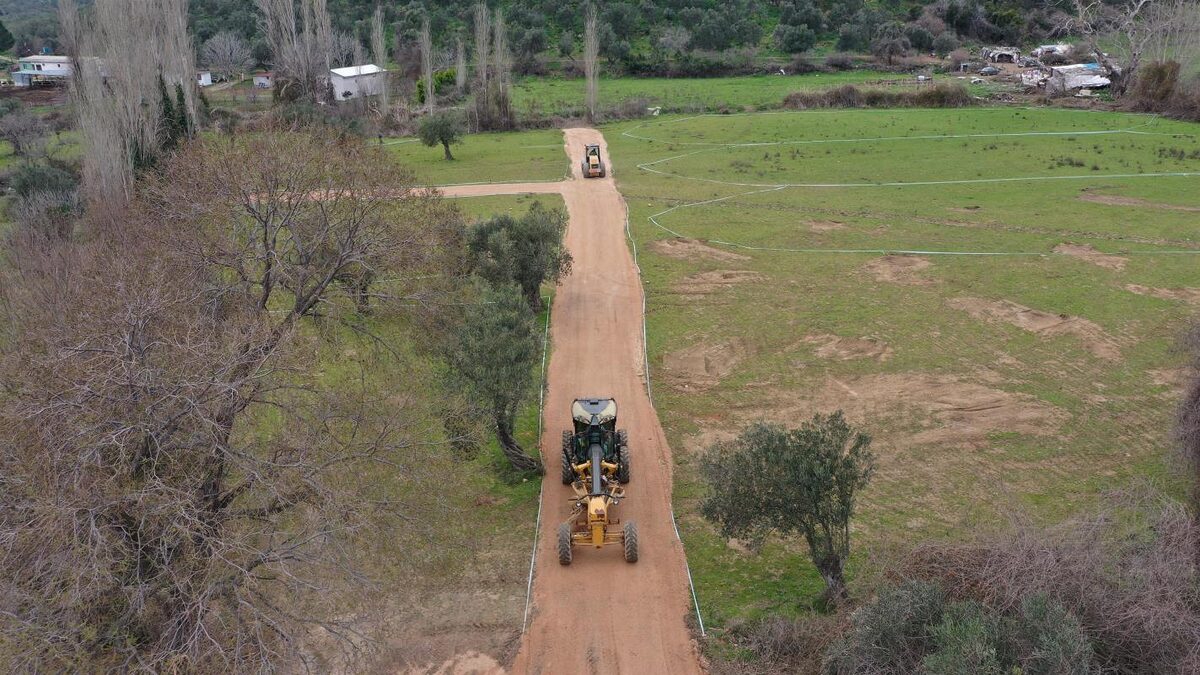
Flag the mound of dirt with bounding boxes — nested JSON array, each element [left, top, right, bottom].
[[1125, 284, 1200, 304], [751, 373, 1064, 449], [863, 255, 933, 285], [948, 297, 1121, 360], [662, 339, 750, 391], [803, 333, 893, 362], [1053, 243, 1128, 271], [1079, 192, 1200, 212], [808, 220, 846, 232], [673, 270, 765, 295], [650, 237, 750, 262]]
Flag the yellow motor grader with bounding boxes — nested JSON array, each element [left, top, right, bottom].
[[557, 398, 637, 565]]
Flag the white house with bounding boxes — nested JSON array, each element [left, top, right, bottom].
[[329, 64, 387, 102], [13, 55, 72, 87], [197, 70, 213, 87], [253, 71, 273, 88]]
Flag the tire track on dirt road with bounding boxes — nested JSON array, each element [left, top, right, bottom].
[[441, 128, 703, 674]]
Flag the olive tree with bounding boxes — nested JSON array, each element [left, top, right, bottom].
[[449, 283, 543, 474], [700, 412, 874, 604], [419, 111, 465, 160], [466, 201, 571, 312]]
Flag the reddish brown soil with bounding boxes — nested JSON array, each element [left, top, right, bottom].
[[441, 129, 703, 675]]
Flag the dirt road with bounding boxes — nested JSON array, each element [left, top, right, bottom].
[[441, 129, 703, 674]]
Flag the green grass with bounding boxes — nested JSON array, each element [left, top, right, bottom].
[[512, 71, 923, 116], [386, 128, 569, 185], [602, 106, 1200, 625]]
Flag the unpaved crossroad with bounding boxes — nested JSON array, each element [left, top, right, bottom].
[[441, 128, 703, 674]]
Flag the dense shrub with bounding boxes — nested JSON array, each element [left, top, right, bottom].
[[10, 164, 76, 199], [773, 23, 816, 54], [824, 53, 855, 71], [783, 83, 973, 109], [932, 32, 960, 55]]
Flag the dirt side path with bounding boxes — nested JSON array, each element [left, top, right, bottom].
[[439, 129, 702, 674]]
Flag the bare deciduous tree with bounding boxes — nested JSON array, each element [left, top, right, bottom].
[[0, 133, 468, 670], [420, 15, 434, 113], [1062, 0, 1182, 97], [0, 110, 47, 159], [370, 6, 390, 115], [257, 0, 335, 101], [473, 2, 489, 95], [584, 3, 599, 123], [455, 35, 467, 94], [58, 0, 198, 205], [202, 30, 254, 80]]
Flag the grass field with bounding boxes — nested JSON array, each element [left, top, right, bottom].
[[386, 128, 569, 185], [602, 107, 1200, 626], [511, 71, 917, 116]]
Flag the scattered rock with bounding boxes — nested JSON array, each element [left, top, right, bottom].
[[802, 333, 893, 362], [1125, 284, 1200, 304], [1053, 243, 1128, 271], [662, 339, 750, 391], [863, 255, 933, 285], [673, 270, 765, 295], [650, 237, 750, 262], [948, 297, 1121, 360]]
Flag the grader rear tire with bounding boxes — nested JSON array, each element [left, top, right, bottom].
[[561, 431, 575, 485], [623, 520, 639, 563], [557, 524, 573, 565]]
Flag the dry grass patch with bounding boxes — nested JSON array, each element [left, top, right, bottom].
[[1078, 191, 1200, 212], [801, 333, 893, 362], [673, 270, 766, 295], [650, 237, 750, 262], [1053, 243, 1128, 271], [948, 297, 1122, 360], [1124, 283, 1200, 304], [862, 255, 933, 285], [662, 339, 752, 391]]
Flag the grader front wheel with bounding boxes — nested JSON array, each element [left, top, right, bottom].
[[623, 520, 639, 563], [557, 523, 573, 565]]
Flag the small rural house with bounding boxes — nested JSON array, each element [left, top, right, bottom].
[[1046, 63, 1110, 94], [1032, 44, 1071, 59], [12, 55, 72, 87], [329, 64, 386, 102], [253, 71, 273, 88], [197, 70, 213, 87]]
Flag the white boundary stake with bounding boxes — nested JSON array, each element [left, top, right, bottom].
[[622, 188, 707, 638], [522, 295, 553, 634]]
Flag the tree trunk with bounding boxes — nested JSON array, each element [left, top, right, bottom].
[[495, 415, 543, 474], [815, 554, 849, 607], [442, 140, 454, 160]]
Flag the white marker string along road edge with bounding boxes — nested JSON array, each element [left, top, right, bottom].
[[624, 111, 1200, 257], [619, 175, 708, 638], [522, 295, 552, 634]]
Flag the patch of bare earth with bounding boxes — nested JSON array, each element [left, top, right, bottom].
[[1125, 284, 1200, 304], [808, 220, 846, 232], [802, 333, 893, 362], [649, 237, 750, 262], [948, 297, 1121, 360], [1079, 192, 1200, 212], [734, 374, 1064, 450], [1053, 243, 1128, 271], [662, 339, 750, 391], [673, 270, 765, 295], [863, 255, 933, 285], [403, 652, 504, 675]]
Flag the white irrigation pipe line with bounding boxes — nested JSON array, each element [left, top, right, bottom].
[[522, 295, 553, 634], [620, 177, 707, 638]]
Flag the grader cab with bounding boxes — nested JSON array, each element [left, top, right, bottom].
[[557, 398, 637, 565], [581, 144, 606, 178]]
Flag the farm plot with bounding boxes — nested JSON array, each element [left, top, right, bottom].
[[604, 107, 1200, 624]]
